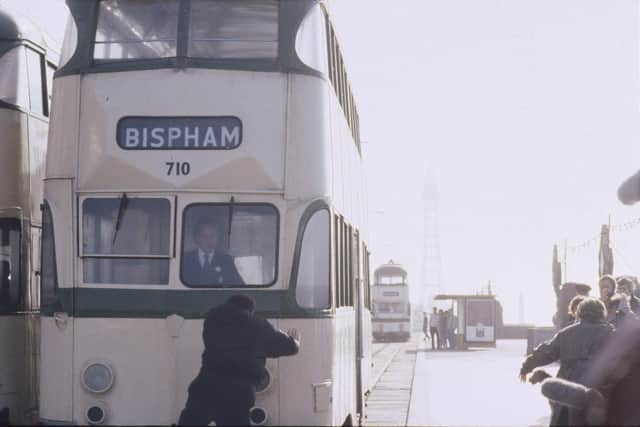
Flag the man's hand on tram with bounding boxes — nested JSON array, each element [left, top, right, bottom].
[[529, 368, 551, 384], [287, 328, 300, 344]]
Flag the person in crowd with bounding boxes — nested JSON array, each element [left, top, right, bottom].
[[599, 274, 616, 304], [179, 294, 300, 425], [437, 308, 447, 349], [519, 297, 613, 426], [554, 282, 591, 328], [617, 276, 640, 314], [182, 218, 244, 286], [429, 307, 440, 350], [567, 295, 586, 324]]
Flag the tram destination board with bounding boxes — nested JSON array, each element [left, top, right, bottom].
[[117, 116, 242, 150]]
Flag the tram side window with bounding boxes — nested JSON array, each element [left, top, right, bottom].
[[295, 209, 330, 310], [0, 219, 21, 313], [82, 197, 171, 285], [41, 203, 58, 307], [94, 0, 179, 60], [45, 62, 56, 114], [188, 0, 278, 59], [181, 204, 278, 287], [25, 48, 45, 116], [0, 46, 29, 109]]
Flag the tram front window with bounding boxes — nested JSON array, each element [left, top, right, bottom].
[[379, 275, 404, 285], [188, 0, 278, 59], [82, 197, 171, 285], [181, 204, 278, 287], [0, 219, 21, 312], [94, 0, 179, 60]]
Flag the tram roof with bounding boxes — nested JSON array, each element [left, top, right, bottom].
[[434, 294, 496, 301], [0, 4, 47, 47], [374, 261, 407, 276]]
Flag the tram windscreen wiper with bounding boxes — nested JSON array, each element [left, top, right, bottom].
[[227, 196, 235, 250], [112, 193, 129, 245]]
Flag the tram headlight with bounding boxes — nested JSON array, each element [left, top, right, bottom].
[[249, 407, 268, 426], [82, 362, 114, 394], [86, 403, 107, 425]]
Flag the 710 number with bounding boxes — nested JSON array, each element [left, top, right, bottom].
[[166, 161, 191, 176]]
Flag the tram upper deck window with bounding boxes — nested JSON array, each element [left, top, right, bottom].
[[94, 0, 179, 61], [181, 204, 278, 287], [82, 197, 171, 285], [0, 46, 29, 109], [188, 1, 278, 59], [0, 219, 21, 312]]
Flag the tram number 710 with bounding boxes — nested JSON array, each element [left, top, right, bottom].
[[166, 161, 191, 176]]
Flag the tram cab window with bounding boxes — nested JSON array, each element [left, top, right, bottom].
[[0, 219, 21, 313], [294, 209, 330, 310], [82, 197, 171, 285], [181, 203, 278, 287], [94, 0, 179, 60], [379, 275, 404, 285], [0, 46, 29, 109], [188, 0, 278, 59], [41, 202, 58, 307]]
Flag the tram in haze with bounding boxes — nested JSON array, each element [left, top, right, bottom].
[[371, 261, 411, 342], [0, 5, 58, 424], [40, 0, 372, 425]]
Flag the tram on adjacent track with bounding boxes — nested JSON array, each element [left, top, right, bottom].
[[40, 1, 371, 425], [371, 262, 411, 342], [0, 5, 58, 424]]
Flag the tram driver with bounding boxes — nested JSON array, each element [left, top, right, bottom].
[[182, 218, 245, 286]]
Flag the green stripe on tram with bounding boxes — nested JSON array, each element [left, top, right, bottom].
[[41, 288, 335, 319]]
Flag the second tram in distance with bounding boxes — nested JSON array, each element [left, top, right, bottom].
[[40, 0, 372, 425], [371, 261, 411, 342]]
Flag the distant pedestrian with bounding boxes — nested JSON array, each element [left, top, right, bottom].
[[429, 307, 440, 350], [437, 309, 447, 349], [422, 312, 429, 341], [519, 297, 613, 426], [178, 294, 300, 426], [447, 309, 458, 349]]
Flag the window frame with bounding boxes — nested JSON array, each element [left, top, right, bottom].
[[290, 200, 331, 312], [25, 46, 47, 117], [40, 201, 59, 310], [78, 194, 174, 286], [180, 201, 280, 289], [92, 0, 280, 64]]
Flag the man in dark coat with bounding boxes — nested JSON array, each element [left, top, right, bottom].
[[182, 219, 244, 286], [616, 276, 640, 314], [520, 297, 613, 426], [178, 294, 300, 426]]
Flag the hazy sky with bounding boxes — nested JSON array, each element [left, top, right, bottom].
[[12, 0, 640, 325], [329, 0, 640, 325]]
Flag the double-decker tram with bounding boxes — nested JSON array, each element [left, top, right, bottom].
[[40, 0, 372, 425], [0, 5, 58, 424], [371, 261, 411, 342]]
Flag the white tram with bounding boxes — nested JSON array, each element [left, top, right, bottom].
[[371, 262, 411, 342], [40, 1, 372, 425], [0, 5, 58, 424]]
